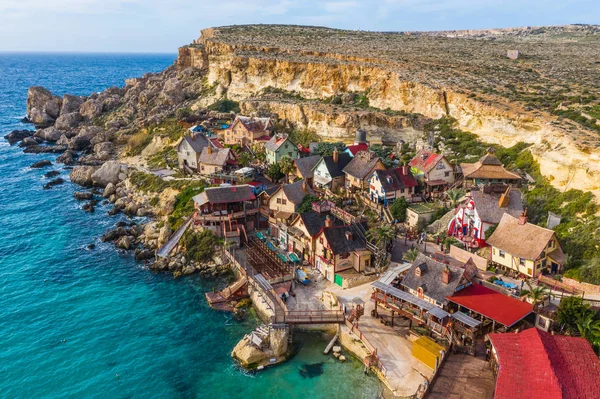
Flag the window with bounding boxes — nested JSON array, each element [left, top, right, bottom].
[[277, 198, 282, 204], [364, 259, 370, 268], [444, 171, 450, 177], [499, 250, 505, 258], [436, 162, 445, 170], [519, 258, 526, 266], [527, 268, 533, 276], [281, 199, 287, 205], [319, 237, 323, 244], [186, 151, 190, 156], [288, 152, 293, 157]]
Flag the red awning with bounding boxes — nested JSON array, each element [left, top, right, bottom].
[[447, 283, 532, 327], [447, 218, 456, 235]]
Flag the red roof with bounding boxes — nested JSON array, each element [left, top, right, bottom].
[[346, 143, 369, 156], [210, 138, 224, 148], [447, 283, 532, 327], [489, 328, 600, 399], [409, 149, 444, 173]]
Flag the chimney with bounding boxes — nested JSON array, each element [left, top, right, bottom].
[[325, 215, 333, 228], [302, 180, 308, 193], [442, 266, 451, 284], [518, 209, 528, 225], [415, 266, 422, 277], [207, 146, 213, 154], [333, 148, 339, 163], [402, 163, 409, 176], [345, 231, 353, 241], [498, 186, 511, 208]]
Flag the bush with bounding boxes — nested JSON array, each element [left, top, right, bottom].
[[266, 162, 284, 181], [182, 230, 220, 263], [313, 141, 347, 157], [389, 198, 408, 221], [207, 99, 240, 113], [168, 185, 205, 229], [297, 195, 319, 214], [126, 130, 152, 156]]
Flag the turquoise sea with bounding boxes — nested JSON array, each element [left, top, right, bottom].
[[0, 53, 380, 399]]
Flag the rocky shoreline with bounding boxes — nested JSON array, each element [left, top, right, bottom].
[[4, 76, 230, 280]]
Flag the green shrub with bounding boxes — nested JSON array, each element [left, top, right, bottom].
[[182, 230, 220, 263], [389, 198, 408, 221], [207, 99, 240, 113]]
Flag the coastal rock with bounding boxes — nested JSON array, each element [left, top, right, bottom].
[[107, 207, 120, 216], [23, 145, 67, 154], [44, 170, 61, 178], [93, 141, 113, 160], [18, 136, 42, 147], [27, 86, 62, 127], [91, 161, 127, 187], [115, 235, 134, 250], [69, 165, 97, 187], [82, 202, 95, 212], [56, 150, 77, 165], [158, 224, 172, 247], [124, 202, 139, 216], [157, 188, 178, 216], [60, 94, 85, 115], [135, 249, 154, 261], [136, 208, 151, 217], [35, 127, 62, 142], [182, 265, 195, 275], [55, 112, 82, 131], [231, 336, 269, 367], [30, 159, 52, 168], [80, 99, 103, 119], [103, 182, 116, 198], [68, 132, 93, 151], [74, 191, 93, 200], [56, 135, 70, 146], [43, 178, 64, 189], [159, 78, 184, 106], [4, 129, 34, 145]]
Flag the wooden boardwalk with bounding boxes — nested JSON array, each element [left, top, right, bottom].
[[426, 352, 495, 399]]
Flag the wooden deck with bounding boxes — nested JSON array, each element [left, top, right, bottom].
[[426, 352, 495, 399]]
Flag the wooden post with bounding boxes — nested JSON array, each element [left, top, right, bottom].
[[391, 310, 394, 327]]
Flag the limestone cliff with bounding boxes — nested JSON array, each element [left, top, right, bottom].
[[177, 25, 600, 197]]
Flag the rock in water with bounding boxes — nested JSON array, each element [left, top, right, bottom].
[[19, 136, 42, 147], [23, 145, 67, 154], [115, 235, 134, 250], [44, 171, 60, 178], [4, 129, 34, 145], [69, 165, 97, 187], [56, 150, 77, 165], [54, 112, 82, 131], [82, 202, 95, 212], [30, 160, 52, 168], [102, 182, 116, 198], [74, 191, 93, 200], [43, 178, 64, 189]]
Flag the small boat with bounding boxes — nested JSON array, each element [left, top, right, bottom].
[[296, 266, 310, 285]]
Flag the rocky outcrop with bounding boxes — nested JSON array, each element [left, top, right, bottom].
[[34, 127, 62, 142], [55, 112, 82, 131], [56, 150, 77, 165], [80, 99, 104, 120], [91, 161, 127, 187], [27, 86, 62, 127], [43, 178, 64, 189], [4, 129, 34, 145], [70, 165, 97, 187], [60, 94, 85, 115]]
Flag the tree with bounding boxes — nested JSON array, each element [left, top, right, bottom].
[[403, 248, 419, 263], [484, 224, 498, 240], [237, 152, 252, 168], [278, 156, 296, 183], [182, 230, 220, 263], [576, 312, 600, 350], [446, 188, 465, 208], [289, 128, 320, 148], [296, 195, 319, 214], [266, 162, 284, 181], [313, 142, 347, 157], [524, 281, 550, 309], [369, 144, 394, 167], [366, 225, 396, 249], [557, 296, 593, 335], [389, 198, 408, 222]]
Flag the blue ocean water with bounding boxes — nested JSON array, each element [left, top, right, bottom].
[[0, 53, 380, 399]]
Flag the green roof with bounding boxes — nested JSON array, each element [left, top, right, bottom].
[[408, 203, 435, 214]]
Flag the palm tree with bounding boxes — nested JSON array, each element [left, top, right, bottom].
[[366, 225, 396, 249], [446, 188, 465, 208], [403, 248, 419, 263], [576, 312, 600, 349], [278, 157, 295, 183], [524, 281, 550, 309]]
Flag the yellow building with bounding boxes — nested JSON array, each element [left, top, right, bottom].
[[487, 212, 566, 277]]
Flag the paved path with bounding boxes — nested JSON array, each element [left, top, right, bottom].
[[427, 352, 495, 399], [329, 282, 433, 398]]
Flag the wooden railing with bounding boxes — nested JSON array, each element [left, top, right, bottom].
[[344, 317, 387, 377], [538, 273, 581, 295], [284, 310, 345, 324]]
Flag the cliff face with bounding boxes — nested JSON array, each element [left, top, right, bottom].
[[176, 25, 600, 197]]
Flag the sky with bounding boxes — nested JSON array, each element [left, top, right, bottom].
[[0, 0, 598, 52]]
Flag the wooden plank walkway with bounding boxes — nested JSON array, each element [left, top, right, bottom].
[[156, 216, 193, 258], [426, 352, 495, 399]]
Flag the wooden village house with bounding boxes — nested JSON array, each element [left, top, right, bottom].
[[197, 147, 236, 175], [367, 165, 418, 205], [409, 149, 455, 198], [218, 115, 273, 146], [264, 134, 298, 165], [487, 212, 566, 277], [293, 155, 321, 188], [342, 150, 385, 192], [312, 149, 352, 193], [460, 148, 521, 188], [176, 133, 219, 172]]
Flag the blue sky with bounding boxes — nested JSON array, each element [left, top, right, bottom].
[[0, 0, 598, 52]]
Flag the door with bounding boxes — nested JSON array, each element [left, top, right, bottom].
[[334, 274, 343, 287]]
